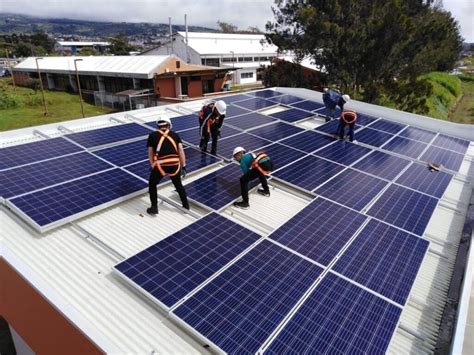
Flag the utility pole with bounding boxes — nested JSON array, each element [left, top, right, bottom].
[[5, 48, 16, 92], [74, 58, 85, 118], [185, 14, 190, 63], [169, 17, 173, 54], [35, 57, 48, 117]]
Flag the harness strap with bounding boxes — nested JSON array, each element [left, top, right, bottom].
[[153, 129, 180, 177], [341, 110, 357, 124], [251, 152, 272, 175]]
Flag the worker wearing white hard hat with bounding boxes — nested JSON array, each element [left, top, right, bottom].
[[322, 89, 350, 122], [198, 100, 227, 155], [146, 115, 189, 215], [232, 146, 273, 209]]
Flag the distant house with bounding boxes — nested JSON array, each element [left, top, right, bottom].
[[141, 32, 279, 85], [54, 41, 111, 55]]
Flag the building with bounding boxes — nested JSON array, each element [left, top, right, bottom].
[[141, 32, 279, 85], [0, 88, 473, 354], [54, 41, 111, 55], [12, 55, 233, 110]]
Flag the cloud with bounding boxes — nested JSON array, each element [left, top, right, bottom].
[[442, 0, 474, 41]]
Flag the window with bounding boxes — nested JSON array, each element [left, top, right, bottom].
[[201, 58, 220, 67], [241, 72, 254, 79], [202, 79, 215, 94], [222, 57, 237, 63], [238, 57, 253, 62]]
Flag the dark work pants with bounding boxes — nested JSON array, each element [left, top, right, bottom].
[[199, 124, 219, 154], [338, 120, 355, 142], [148, 167, 189, 209], [240, 168, 269, 204], [325, 106, 336, 122]]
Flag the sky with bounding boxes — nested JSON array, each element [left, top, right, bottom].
[[0, 0, 472, 41]]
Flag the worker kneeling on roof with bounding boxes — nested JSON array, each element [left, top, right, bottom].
[[198, 100, 227, 155], [146, 116, 189, 215], [232, 147, 273, 209]]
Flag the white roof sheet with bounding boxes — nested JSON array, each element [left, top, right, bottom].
[[57, 41, 110, 46]]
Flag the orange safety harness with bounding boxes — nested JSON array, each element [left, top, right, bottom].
[[341, 110, 357, 124], [251, 152, 272, 175], [152, 129, 181, 177], [200, 104, 220, 134]]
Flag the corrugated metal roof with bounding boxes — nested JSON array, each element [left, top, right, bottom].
[[57, 41, 110, 46]]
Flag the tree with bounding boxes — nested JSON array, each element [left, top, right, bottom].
[[78, 47, 100, 56], [109, 34, 136, 55], [263, 58, 324, 89], [217, 21, 238, 33]]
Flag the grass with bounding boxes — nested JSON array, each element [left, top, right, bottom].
[[0, 78, 115, 132], [449, 75, 474, 124]]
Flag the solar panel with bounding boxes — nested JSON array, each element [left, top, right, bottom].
[[146, 113, 200, 132], [254, 143, 306, 171], [178, 125, 241, 146], [264, 273, 401, 355], [233, 97, 277, 111], [93, 139, 147, 166], [356, 127, 395, 147], [9, 169, 147, 232], [356, 113, 379, 126], [432, 134, 470, 154], [248, 122, 303, 142], [217, 133, 271, 158], [369, 119, 407, 134], [382, 136, 427, 159], [225, 104, 250, 118], [291, 100, 325, 112], [225, 112, 277, 130], [313, 140, 372, 166], [270, 198, 367, 265], [314, 169, 388, 211], [219, 94, 253, 103], [420, 146, 464, 172], [115, 212, 261, 308], [0, 137, 83, 171], [0, 152, 113, 199], [333, 219, 429, 305], [173, 240, 323, 354], [66, 123, 151, 148], [269, 94, 305, 105], [353, 150, 411, 180], [398, 126, 437, 143], [395, 163, 452, 198], [246, 89, 283, 98], [367, 184, 438, 236], [279, 131, 336, 153], [269, 108, 315, 123], [273, 155, 345, 191], [314, 119, 340, 134], [315, 107, 342, 119]]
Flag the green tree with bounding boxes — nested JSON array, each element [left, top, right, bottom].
[[217, 21, 238, 33], [263, 59, 324, 89], [109, 34, 136, 55], [78, 47, 100, 56]]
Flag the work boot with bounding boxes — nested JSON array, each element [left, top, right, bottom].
[[257, 188, 270, 197], [210, 149, 217, 155], [233, 201, 250, 209], [147, 206, 158, 215]]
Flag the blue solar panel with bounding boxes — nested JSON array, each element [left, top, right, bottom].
[[178, 125, 241, 146], [334, 219, 429, 305], [432, 134, 470, 154], [66, 123, 151, 148], [356, 127, 394, 147], [146, 114, 199, 132], [273, 155, 345, 191], [0, 152, 113, 199], [291, 100, 325, 112], [174, 240, 323, 354], [279, 130, 336, 153], [10, 169, 147, 231], [314, 140, 372, 166], [269, 108, 314, 122], [314, 119, 353, 135], [270, 198, 367, 265], [369, 119, 407, 134], [314, 169, 388, 211], [420, 146, 464, 172], [93, 139, 147, 166], [395, 163, 452, 198], [254, 143, 306, 171], [226, 104, 250, 118], [0, 137, 83, 171], [115, 212, 261, 308], [382, 136, 427, 159], [269, 94, 305, 105], [225, 112, 277, 130], [353, 150, 411, 180], [123, 160, 156, 181], [233, 97, 277, 111], [315, 107, 342, 119], [218, 133, 271, 158], [219, 94, 253, 103], [246, 89, 283, 98], [367, 184, 438, 236], [398, 126, 436, 143], [248, 122, 303, 142], [264, 273, 401, 355], [356, 113, 379, 126]]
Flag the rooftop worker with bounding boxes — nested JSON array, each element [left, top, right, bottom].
[[338, 110, 358, 142], [147, 116, 189, 214], [322, 88, 350, 122], [198, 100, 227, 155], [232, 147, 273, 209]]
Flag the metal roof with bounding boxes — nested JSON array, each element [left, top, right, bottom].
[[57, 41, 110, 46]]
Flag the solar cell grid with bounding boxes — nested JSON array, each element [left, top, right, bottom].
[[279, 130, 336, 153], [173, 240, 323, 354], [313, 140, 372, 166], [382, 136, 427, 159], [395, 163, 452, 198], [315, 107, 342, 119], [420, 146, 464, 172], [353, 150, 411, 181], [269, 108, 314, 123], [225, 104, 250, 118], [178, 125, 241, 146], [246, 89, 283, 98], [115, 212, 261, 308], [432, 134, 470, 154], [334, 219, 429, 305], [269, 198, 367, 265], [218, 133, 271, 158], [314, 119, 340, 134], [398, 126, 437, 143], [254, 143, 306, 171], [314, 169, 388, 211], [290, 100, 325, 112], [93, 139, 147, 166], [269, 94, 305, 105], [356, 113, 379, 126], [356, 127, 395, 147], [233, 97, 277, 111], [219, 94, 253, 103], [225, 112, 276, 130], [369, 119, 407, 134], [248, 122, 304, 142], [264, 273, 401, 355]]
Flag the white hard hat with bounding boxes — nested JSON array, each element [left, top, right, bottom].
[[215, 100, 227, 115], [342, 94, 350, 102], [156, 116, 172, 129], [233, 146, 246, 157]]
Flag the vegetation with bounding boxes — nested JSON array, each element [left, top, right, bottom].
[[216, 21, 262, 34], [109, 34, 137, 55], [0, 78, 114, 131], [263, 59, 324, 89]]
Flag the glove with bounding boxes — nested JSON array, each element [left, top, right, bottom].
[[181, 166, 187, 178]]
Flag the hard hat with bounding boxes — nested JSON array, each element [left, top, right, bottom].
[[156, 116, 172, 129], [342, 94, 350, 102], [233, 146, 246, 157], [215, 100, 227, 115]]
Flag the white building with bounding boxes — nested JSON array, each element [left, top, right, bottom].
[[141, 32, 279, 85], [55, 41, 111, 55]]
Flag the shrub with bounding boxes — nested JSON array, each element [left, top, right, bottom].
[[0, 94, 19, 109]]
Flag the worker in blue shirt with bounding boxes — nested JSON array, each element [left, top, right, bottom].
[[322, 88, 350, 122], [198, 100, 227, 155], [232, 146, 273, 209]]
